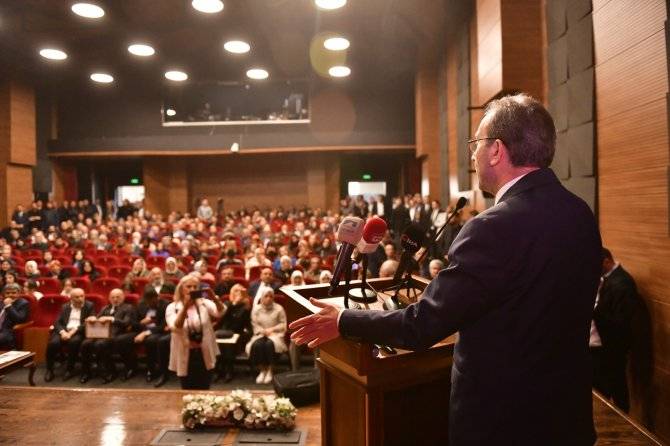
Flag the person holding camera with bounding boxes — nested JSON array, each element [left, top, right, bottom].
[[166, 274, 223, 389]]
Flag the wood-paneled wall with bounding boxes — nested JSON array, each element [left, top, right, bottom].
[[593, 0, 670, 442], [0, 81, 36, 225], [143, 152, 341, 216]]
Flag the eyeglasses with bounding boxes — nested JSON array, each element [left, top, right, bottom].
[[467, 137, 501, 155]]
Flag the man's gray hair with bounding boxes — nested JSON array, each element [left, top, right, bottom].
[[484, 93, 556, 168], [3, 283, 21, 292]]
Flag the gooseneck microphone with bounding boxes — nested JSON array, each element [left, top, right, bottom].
[[414, 196, 468, 266], [328, 216, 365, 296], [349, 216, 387, 303], [383, 224, 426, 311]]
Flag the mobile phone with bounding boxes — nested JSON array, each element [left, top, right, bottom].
[[189, 290, 203, 299]]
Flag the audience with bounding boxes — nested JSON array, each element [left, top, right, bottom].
[[0, 195, 476, 388]]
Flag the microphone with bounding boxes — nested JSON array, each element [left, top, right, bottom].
[[414, 196, 468, 265], [383, 224, 426, 311], [350, 217, 387, 304], [328, 216, 365, 296]]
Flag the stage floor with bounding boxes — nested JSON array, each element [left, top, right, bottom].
[[0, 386, 662, 445]]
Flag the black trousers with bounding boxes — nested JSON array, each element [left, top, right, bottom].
[[249, 337, 275, 367], [81, 338, 114, 374], [0, 330, 16, 350], [114, 332, 138, 370], [46, 333, 84, 371], [180, 348, 211, 390], [144, 333, 170, 374], [216, 331, 248, 374], [591, 346, 630, 412]]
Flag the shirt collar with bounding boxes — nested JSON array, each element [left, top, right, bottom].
[[603, 262, 620, 278], [494, 172, 532, 205]]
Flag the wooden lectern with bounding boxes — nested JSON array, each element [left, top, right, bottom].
[[282, 276, 455, 446]]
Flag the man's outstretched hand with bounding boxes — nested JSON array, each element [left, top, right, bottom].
[[289, 298, 341, 348]]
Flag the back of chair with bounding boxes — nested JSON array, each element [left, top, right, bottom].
[[132, 277, 150, 293], [107, 265, 132, 281], [35, 295, 69, 327], [91, 277, 122, 297], [85, 293, 106, 312], [71, 277, 91, 293], [124, 293, 140, 306], [38, 277, 62, 294]]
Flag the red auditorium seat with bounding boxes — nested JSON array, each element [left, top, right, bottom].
[[124, 293, 140, 306], [91, 277, 122, 297], [85, 293, 106, 312], [145, 256, 164, 268], [248, 266, 262, 281], [38, 278, 62, 294], [38, 265, 50, 276], [71, 277, 91, 293], [34, 295, 69, 327], [12, 294, 38, 349], [228, 265, 245, 277], [207, 266, 217, 276], [54, 255, 72, 266], [107, 265, 131, 281], [24, 255, 43, 264], [23, 249, 43, 258], [62, 265, 79, 277], [233, 278, 249, 288], [96, 255, 119, 268], [94, 265, 108, 277], [120, 255, 141, 267], [159, 293, 173, 302], [11, 256, 25, 267], [132, 278, 150, 294]]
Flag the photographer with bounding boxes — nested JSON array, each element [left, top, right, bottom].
[[166, 274, 223, 390]]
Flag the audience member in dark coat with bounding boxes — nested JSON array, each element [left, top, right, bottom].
[[80, 289, 137, 384], [290, 95, 603, 446], [45, 288, 95, 381], [389, 198, 411, 238], [133, 289, 170, 386], [592, 248, 639, 412], [215, 284, 251, 382], [0, 284, 30, 349]]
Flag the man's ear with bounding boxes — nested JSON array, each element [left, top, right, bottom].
[[488, 140, 504, 167]]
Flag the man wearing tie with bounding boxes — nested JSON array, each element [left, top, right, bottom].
[[0, 284, 30, 349], [290, 94, 602, 446], [45, 288, 94, 381]]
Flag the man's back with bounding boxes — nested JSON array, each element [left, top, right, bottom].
[[339, 169, 602, 445]]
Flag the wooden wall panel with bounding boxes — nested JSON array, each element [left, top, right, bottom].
[[9, 82, 36, 167], [476, 0, 503, 104], [415, 62, 442, 199], [5, 165, 33, 219], [594, 0, 670, 441]]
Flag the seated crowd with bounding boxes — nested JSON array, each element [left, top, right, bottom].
[[0, 196, 466, 389]]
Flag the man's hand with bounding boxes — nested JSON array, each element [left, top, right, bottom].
[[3, 297, 12, 306], [134, 331, 149, 343], [60, 330, 70, 341], [289, 298, 341, 349], [85, 316, 97, 322], [140, 316, 153, 326]]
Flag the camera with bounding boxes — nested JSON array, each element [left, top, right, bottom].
[[188, 330, 203, 343], [189, 289, 203, 299]]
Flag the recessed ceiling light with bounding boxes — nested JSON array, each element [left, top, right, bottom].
[[328, 66, 351, 77], [71, 3, 105, 19], [90, 73, 114, 83], [128, 44, 155, 57], [165, 70, 188, 81], [246, 68, 269, 80], [39, 48, 68, 60], [192, 0, 224, 13], [315, 0, 347, 10], [224, 40, 251, 54], [166, 108, 176, 117], [324, 37, 350, 51]]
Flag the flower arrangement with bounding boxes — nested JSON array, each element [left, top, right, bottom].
[[181, 390, 297, 430]]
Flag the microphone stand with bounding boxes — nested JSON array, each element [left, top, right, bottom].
[[348, 254, 377, 304], [388, 206, 464, 305], [342, 256, 360, 309]]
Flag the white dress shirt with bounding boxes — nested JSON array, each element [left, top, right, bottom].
[[66, 307, 82, 331], [494, 172, 532, 205]]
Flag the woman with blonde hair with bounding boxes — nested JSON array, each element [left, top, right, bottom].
[[214, 283, 251, 382], [166, 274, 223, 389]]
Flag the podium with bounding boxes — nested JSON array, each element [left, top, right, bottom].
[[282, 276, 456, 446]]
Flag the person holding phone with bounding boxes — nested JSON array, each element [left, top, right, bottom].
[[166, 274, 223, 389]]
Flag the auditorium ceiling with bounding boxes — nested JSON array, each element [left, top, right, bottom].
[[0, 0, 445, 88]]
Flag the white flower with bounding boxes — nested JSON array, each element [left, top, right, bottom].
[[233, 408, 245, 420]]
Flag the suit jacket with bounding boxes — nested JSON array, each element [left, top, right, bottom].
[[0, 297, 30, 333], [248, 280, 280, 303], [53, 301, 95, 336], [142, 283, 175, 298], [339, 169, 602, 446], [135, 299, 168, 335], [593, 265, 638, 353], [389, 206, 410, 235], [97, 303, 137, 337]]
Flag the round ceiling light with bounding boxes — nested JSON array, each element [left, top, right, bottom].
[[71, 3, 105, 19], [246, 68, 269, 80], [328, 65, 351, 77], [324, 37, 350, 51], [128, 44, 155, 57], [39, 48, 68, 60], [224, 40, 251, 54], [90, 72, 114, 83], [166, 108, 177, 117], [315, 0, 347, 10], [192, 0, 224, 13], [165, 70, 188, 81]]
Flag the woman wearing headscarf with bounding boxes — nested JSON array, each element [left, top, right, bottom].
[[245, 289, 287, 384], [164, 257, 184, 281]]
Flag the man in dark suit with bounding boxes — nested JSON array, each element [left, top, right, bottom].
[[79, 288, 137, 383], [389, 197, 410, 239], [0, 283, 30, 349], [592, 248, 639, 412], [45, 288, 95, 381], [290, 94, 603, 446], [132, 288, 170, 386], [248, 267, 280, 306]]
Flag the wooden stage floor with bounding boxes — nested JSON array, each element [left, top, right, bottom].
[[0, 386, 664, 445]]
